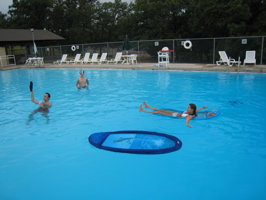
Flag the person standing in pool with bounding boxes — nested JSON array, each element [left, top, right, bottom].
[[26, 82, 52, 124], [30, 90, 52, 108], [76, 70, 89, 89], [139, 101, 208, 128]]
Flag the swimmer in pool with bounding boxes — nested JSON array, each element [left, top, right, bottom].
[[31, 90, 52, 108], [76, 70, 89, 89], [139, 101, 208, 128], [26, 89, 52, 124]]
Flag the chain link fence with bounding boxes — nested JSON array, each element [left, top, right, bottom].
[[12, 36, 266, 65]]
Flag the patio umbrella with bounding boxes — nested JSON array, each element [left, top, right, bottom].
[[122, 35, 131, 54]]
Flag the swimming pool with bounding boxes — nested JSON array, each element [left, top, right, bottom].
[[0, 69, 266, 200]]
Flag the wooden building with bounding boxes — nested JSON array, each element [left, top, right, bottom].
[[0, 29, 64, 65]]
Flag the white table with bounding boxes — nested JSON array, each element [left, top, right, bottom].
[[26, 57, 44, 66], [121, 55, 134, 65]]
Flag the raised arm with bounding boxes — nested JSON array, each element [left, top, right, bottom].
[[30, 90, 39, 104], [196, 106, 209, 112]]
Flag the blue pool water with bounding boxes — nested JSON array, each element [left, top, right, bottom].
[[0, 69, 266, 200]]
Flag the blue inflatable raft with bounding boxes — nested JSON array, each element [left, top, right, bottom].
[[88, 130, 182, 154]]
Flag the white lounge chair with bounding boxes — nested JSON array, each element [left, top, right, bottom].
[[81, 53, 90, 64], [97, 53, 108, 64], [158, 47, 170, 67], [108, 52, 123, 64], [243, 51, 256, 67], [216, 51, 240, 66], [68, 54, 82, 64], [88, 53, 99, 64], [53, 54, 68, 65]]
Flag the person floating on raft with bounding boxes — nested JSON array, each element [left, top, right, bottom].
[[139, 101, 208, 128]]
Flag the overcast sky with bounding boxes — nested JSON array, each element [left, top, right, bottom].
[[0, 0, 132, 14]]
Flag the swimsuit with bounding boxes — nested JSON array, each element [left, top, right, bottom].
[[172, 112, 189, 118], [172, 112, 179, 117], [181, 113, 189, 117]]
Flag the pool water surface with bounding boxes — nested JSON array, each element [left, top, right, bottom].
[[0, 69, 266, 200]]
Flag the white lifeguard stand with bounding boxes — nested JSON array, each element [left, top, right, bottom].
[[157, 47, 170, 67]]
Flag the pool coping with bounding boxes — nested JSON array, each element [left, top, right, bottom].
[[1, 63, 266, 73]]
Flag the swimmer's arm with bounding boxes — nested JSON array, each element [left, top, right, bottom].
[[186, 115, 193, 128], [76, 79, 80, 87], [30, 90, 39, 104], [86, 78, 89, 87], [196, 106, 209, 112]]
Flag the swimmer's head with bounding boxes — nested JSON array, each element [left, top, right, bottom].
[[188, 103, 197, 116], [44, 92, 51, 100], [79, 70, 84, 75]]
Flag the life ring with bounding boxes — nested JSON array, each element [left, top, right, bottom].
[[71, 45, 76, 51], [183, 40, 192, 49]]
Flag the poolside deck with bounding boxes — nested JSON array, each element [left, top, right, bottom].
[[1, 63, 266, 73]]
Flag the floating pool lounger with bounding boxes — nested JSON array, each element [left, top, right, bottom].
[[88, 130, 182, 154]]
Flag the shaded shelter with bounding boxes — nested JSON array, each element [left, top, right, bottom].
[[0, 29, 64, 64]]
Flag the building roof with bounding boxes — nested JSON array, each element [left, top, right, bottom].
[[0, 29, 64, 42]]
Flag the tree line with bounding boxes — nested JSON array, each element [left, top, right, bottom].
[[0, 0, 265, 45]]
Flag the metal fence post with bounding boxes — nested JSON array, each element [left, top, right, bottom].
[[213, 38, 216, 64], [261, 36, 264, 65], [60, 45, 62, 57], [137, 41, 140, 63], [172, 39, 175, 63]]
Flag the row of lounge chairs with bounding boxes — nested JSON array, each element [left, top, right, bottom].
[[53, 53, 107, 65], [217, 51, 256, 67], [53, 52, 138, 65]]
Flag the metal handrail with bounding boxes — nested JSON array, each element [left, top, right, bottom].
[[0, 55, 16, 67]]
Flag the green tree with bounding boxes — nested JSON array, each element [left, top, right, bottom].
[[93, 0, 131, 42], [48, 0, 68, 39], [133, 0, 171, 39], [245, 0, 266, 35], [132, 0, 191, 39], [3, 0, 264, 44], [62, 0, 97, 43], [7, 0, 53, 29], [0, 12, 8, 28], [187, 0, 251, 37]]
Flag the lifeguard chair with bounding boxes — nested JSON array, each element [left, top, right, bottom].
[[157, 47, 170, 67]]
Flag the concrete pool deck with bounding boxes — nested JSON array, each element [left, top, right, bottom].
[[1, 63, 266, 73]]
